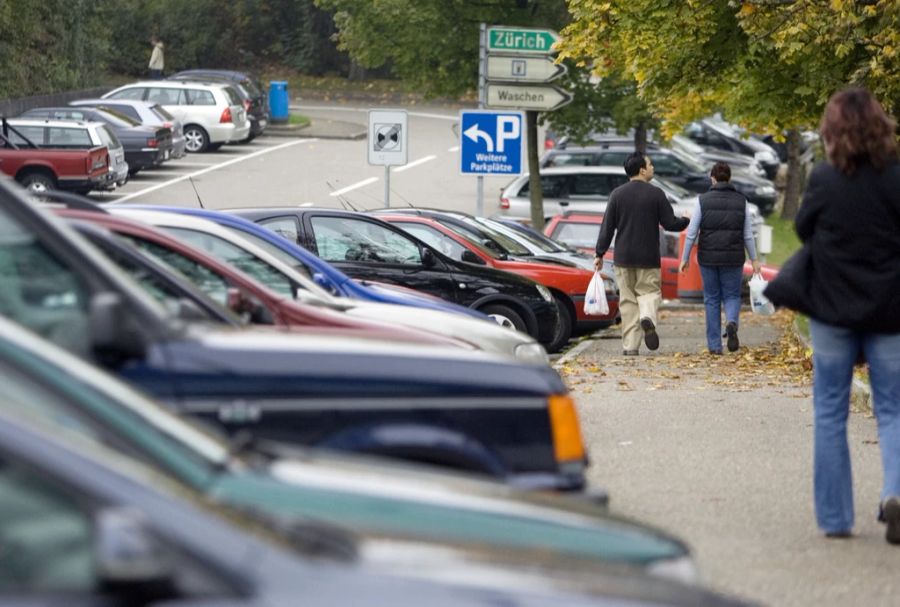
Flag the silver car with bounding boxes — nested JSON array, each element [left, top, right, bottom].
[[71, 98, 187, 159]]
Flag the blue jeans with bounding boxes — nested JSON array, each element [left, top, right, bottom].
[[699, 265, 743, 352], [810, 319, 900, 533]]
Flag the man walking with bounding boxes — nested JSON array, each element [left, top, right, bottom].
[[594, 152, 690, 355], [148, 35, 165, 79], [679, 162, 760, 354]]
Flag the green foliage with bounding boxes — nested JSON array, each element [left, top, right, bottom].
[[763, 213, 801, 268]]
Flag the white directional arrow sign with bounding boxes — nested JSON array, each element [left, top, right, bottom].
[[487, 55, 567, 83], [486, 83, 573, 112], [463, 123, 494, 152]]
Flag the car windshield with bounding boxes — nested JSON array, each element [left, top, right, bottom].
[[653, 177, 692, 200], [223, 86, 242, 106], [480, 218, 563, 253], [446, 218, 531, 256], [668, 148, 707, 173], [551, 221, 603, 250]]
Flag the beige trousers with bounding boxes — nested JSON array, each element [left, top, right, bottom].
[[614, 266, 662, 352]]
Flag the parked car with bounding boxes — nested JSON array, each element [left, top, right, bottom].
[[682, 118, 781, 180], [544, 212, 778, 300], [62, 206, 548, 365], [542, 145, 777, 215], [71, 98, 187, 159], [101, 80, 250, 152], [497, 167, 697, 223], [227, 207, 562, 347], [0, 407, 751, 606], [377, 211, 619, 351], [3, 117, 126, 190], [0, 118, 110, 194], [0, 180, 585, 493], [489, 215, 609, 271], [19, 105, 174, 175], [0, 315, 710, 583], [669, 134, 768, 180], [169, 69, 269, 141]]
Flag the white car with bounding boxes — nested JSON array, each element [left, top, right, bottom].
[[4, 118, 128, 190], [110, 208, 551, 366], [101, 81, 249, 153]]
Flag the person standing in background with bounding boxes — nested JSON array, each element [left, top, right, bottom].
[[594, 152, 689, 355], [679, 162, 760, 354], [765, 87, 900, 543], [148, 35, 165, 79]]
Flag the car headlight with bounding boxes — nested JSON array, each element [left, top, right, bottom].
[[647, 556, 700, 584], [514, 342, 550, 365], [755, 185, 776, 196], [535, 284, 553, 303]]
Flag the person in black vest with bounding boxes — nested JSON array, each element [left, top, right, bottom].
[[594, 152, 689, 355], [679, 162, 760, 354]]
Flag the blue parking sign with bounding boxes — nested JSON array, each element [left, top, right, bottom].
[[459, 110, 524, 175]]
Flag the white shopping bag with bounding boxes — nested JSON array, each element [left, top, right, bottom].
[[584, 271, 609, 316], [749, 272, 775, 316]]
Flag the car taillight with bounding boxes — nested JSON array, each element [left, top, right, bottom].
[[500, 197, 510, 209], [220, 107, 233, 124], [91, 155, 108, 170], [147, 138, 158, 148], [548, 394, 586, 463]]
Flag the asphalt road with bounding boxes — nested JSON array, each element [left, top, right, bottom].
[[92, 101, 524, 215], [560, 308, 898, 606]]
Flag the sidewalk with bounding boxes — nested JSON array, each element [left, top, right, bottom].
[[559, 307, 895, 606]]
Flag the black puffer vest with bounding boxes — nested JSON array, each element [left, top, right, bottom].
[[698, 183, 746, 267]]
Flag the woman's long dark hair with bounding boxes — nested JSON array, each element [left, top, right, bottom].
[[820, 87, 898, 175]]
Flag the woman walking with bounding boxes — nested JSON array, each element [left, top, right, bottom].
[[767, 87, 900, 543]]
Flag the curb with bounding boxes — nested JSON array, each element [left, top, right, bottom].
[[552, 337, 597, 370]]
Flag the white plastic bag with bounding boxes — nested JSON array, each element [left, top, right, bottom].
[[749, 273, 775, 316], [584, 271, 609, 316]]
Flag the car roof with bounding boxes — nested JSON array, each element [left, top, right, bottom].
[[112, 80, 232, 91], [74, 98, 159, 109], [549, 145, 674, 156], [5, 117, 99, 128], [521, 166, 628, 176]]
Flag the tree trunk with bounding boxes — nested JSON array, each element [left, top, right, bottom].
[[781, 129, 803, 220], [526, 110, 545, 230], [634, 121, 647, 153]]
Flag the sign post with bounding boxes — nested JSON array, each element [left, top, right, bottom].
[[367, 109, 408, 208]]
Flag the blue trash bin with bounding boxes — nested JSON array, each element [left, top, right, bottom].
[[269, 80, 289, 123]]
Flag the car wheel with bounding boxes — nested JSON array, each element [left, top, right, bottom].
[[544, 297, 573, 353], [183, 125, 209, 153], [19, 172, 56, 194], [481, 304, 527, 333], [207, 142, 224, 152]]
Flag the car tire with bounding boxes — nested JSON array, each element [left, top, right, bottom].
[[207, 142, 224, 152], [545, 297, 573, 353], [19, 171, 56, 194], [481, 304, 527, 334], [183, 125, 210, 153]]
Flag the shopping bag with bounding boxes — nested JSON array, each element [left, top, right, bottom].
[[749, 273, 775, 316], [584, 271, 609, 316]]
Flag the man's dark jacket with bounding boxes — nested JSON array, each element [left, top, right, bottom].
[[765, 160, 900, 332], [594, 180, 689, 268], [697, 182, 746, 267]]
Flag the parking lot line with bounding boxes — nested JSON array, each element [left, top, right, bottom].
[[114, 138, 319, 203], [328, 177, 378, 197], [394, 155, 437, 173]]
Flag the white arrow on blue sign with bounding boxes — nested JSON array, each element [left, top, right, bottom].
[[458, 110, 524, 176]]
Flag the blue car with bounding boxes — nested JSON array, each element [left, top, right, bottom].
[[123, 204, 489, 321]]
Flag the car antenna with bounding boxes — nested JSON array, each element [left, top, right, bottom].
[[325, 181, 352, 211], [188, 176, 205, 209], [389, 188, 417, 209]]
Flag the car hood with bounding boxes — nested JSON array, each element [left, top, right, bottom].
[[339, 300, 543, 361], [164, 325, 566, 397]]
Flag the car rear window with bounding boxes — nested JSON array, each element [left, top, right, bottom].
[[517, 175, 568, 198], [102, 104, 142, 122], [98, 107, 140, 127], [551, 222, 602, 250], [223, 86, 242, 106], [151, 104, 175, 121], [186, 89, 216, 106], [96, 125, 121, 149], [47, 127, 93, 148]]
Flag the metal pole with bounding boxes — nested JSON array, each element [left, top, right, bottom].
[[384, 165, 390, 208], [476, 22, 486, 217]]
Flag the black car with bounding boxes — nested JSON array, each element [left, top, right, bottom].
[[18, 106, 174, 175], [542, 145, 778, 216], [228, 207, 561, 346], [169, 69, 269, 141], [683, 119, 781, 180]]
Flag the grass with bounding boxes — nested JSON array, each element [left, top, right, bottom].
[[287, 113, 310, 127], [763, 213, 802, 267]]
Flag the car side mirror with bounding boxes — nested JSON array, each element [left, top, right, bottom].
[[559, 200, 570, 207], [421, 248, 437, 268], [90, 292, 146, 364], [460, 250, 486, 265], [95, 508, 175, 597]]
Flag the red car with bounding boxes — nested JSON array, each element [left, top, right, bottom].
[[544, 211, 778, 300], [54, 208, 473, 350], [379, 213, 619, 353]]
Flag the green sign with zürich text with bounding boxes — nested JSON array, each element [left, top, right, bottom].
[[486, 27, 560, 55]]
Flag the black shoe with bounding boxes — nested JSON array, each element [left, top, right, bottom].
[[623, 349, 639, 356], [883, 497, 900, 545], [824, 530, 853, 539], [640, 317, 659, 351], [708, 349, 723, 355], [725, 321, 739, 352]]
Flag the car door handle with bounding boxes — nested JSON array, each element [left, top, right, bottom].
[[458, 283, 467, 289], [217, 400, 261, 423]]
